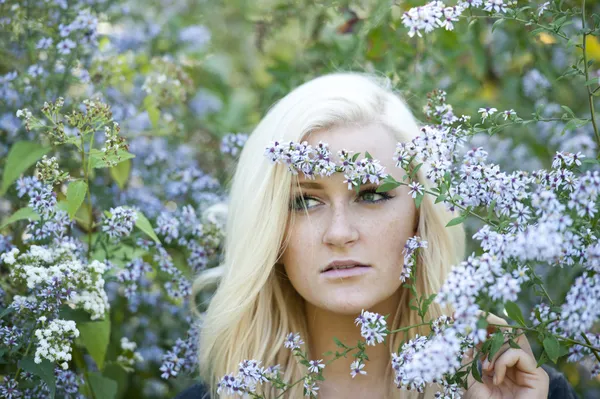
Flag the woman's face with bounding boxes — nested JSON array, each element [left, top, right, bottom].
[[280, 123, 418, 315]]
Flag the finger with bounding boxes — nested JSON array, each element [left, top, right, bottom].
[[492, 348, 537, 386], [482, 342, 510, 373]]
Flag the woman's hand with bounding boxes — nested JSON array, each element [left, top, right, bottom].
[[463, 313, 549, 399]]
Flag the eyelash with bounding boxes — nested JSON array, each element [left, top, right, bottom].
[[290, 188, 394, 211]]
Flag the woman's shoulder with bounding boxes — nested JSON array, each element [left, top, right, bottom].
[[542, 364, 579, 399], [175, 382, 211, 399]]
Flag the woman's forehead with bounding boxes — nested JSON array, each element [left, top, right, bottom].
[[303, 124, 397, 165]]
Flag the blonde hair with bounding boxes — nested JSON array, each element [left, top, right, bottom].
[[192, 72, 466, 398]]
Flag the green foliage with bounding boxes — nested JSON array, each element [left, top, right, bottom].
[[1, 141, 51, 195], [18, 357, 56, 399], [77, 316, 111, 371], [66, 180, 88, 220], [0, 207, 40, 229]]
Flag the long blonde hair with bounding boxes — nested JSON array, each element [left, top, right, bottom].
[[192, 72, 466, 398]]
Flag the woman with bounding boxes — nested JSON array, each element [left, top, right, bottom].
[[177, 73, 578, 398]]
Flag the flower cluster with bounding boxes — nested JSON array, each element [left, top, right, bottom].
[[153, 204, 223, 273], [34, 318, 79, 369], [392, 327, 467, 395], [283, 332, 305, 351], [159, 323, 200, 379], [221, 132, 248, 156], [401, 0, 516, 38], [354, 309, 388, 346], [264, 140, 388, 188], [102, 206, 138, 240], [116, 337, 144, 372], [220, 311, 391, 396], [116, 258, 153, 311], [100, 122, 130, 166], [55, 8, 100, 55], [1, 242, 109, 320], [216, 360, 273, 396], [141, 56, 194, 105], [55, 368, 85, 398], [400, 236, 428, 282], [35, 155, 69, 186]]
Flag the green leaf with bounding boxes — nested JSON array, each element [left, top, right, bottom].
[[376, 181, 401, 193], [1, 141, 51, 195], [421, 293, 436, 315], [434, 194, 446, 204], [504, 301, 527, 327], [77, 315, 111, 370], [560, 118, 590, 135], [333, 337, 347, 349], [409, 163, 423, 179], [87, 372, 118, 399], [488, 331, 505, 361], [543, 335, 561, 363], [491, 18, 505, 32], [0, 307, 15, 320], [19, 356, 56, 398], [583, 158, 600, 164], [487, 199, 497, 220], [66, 180, 88, 220], [89, 149, 135, 169], [134, 210, 161, 244], [536, 350, 549, 367], [144, 96, 160, 128], [471, 353, 483, 383], [508, 339, 521, 349], [476, 317, 489, 330], [414, 193, 424, 209], [0, 206, 40, 229], [446, 213, 467, 227], [58, 306, 92, 323], [561, 105, 576, 118], [109, 159, 131, 190]]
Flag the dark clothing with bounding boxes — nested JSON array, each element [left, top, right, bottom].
[[176, 364, 578, 398]]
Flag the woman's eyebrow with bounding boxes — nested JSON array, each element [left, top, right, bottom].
[[298, 182, 323, 189]]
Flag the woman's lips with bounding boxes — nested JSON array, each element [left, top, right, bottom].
[[321, 265, 372, 279]]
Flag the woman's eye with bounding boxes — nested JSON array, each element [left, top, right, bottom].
[[359, 190, 387, 202], [291, 196, 320, 210]]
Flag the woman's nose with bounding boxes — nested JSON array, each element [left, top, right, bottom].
[[322, 204, 359, 247]]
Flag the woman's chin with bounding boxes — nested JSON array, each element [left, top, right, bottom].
[[317, 296, 382, 316]]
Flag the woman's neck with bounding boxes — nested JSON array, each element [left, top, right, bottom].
[[304, 292, 402, 398]]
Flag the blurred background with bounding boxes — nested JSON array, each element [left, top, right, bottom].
[[1, 0, 600, 397]]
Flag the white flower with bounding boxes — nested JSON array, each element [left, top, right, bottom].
[[284, 332, 304, 350], [408, 181, 424, 198], [308, 359, 325, 373], [0, 247, 19, 265], [355, 310, 388, 346], [478, 107, 498, 122], [350, 360, 367, 378], [304, 380, 320, 396]]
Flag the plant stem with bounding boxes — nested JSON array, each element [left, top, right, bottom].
[[526, 263, 554, 306], [14, 331, 35, 381], [398, 181, 498, 228], [580, 332, 600, 364], [389, 322, 431, 334], [273, 346, 357, 399], [581, 0, 600, 153], [486, 322, 600, 353]]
